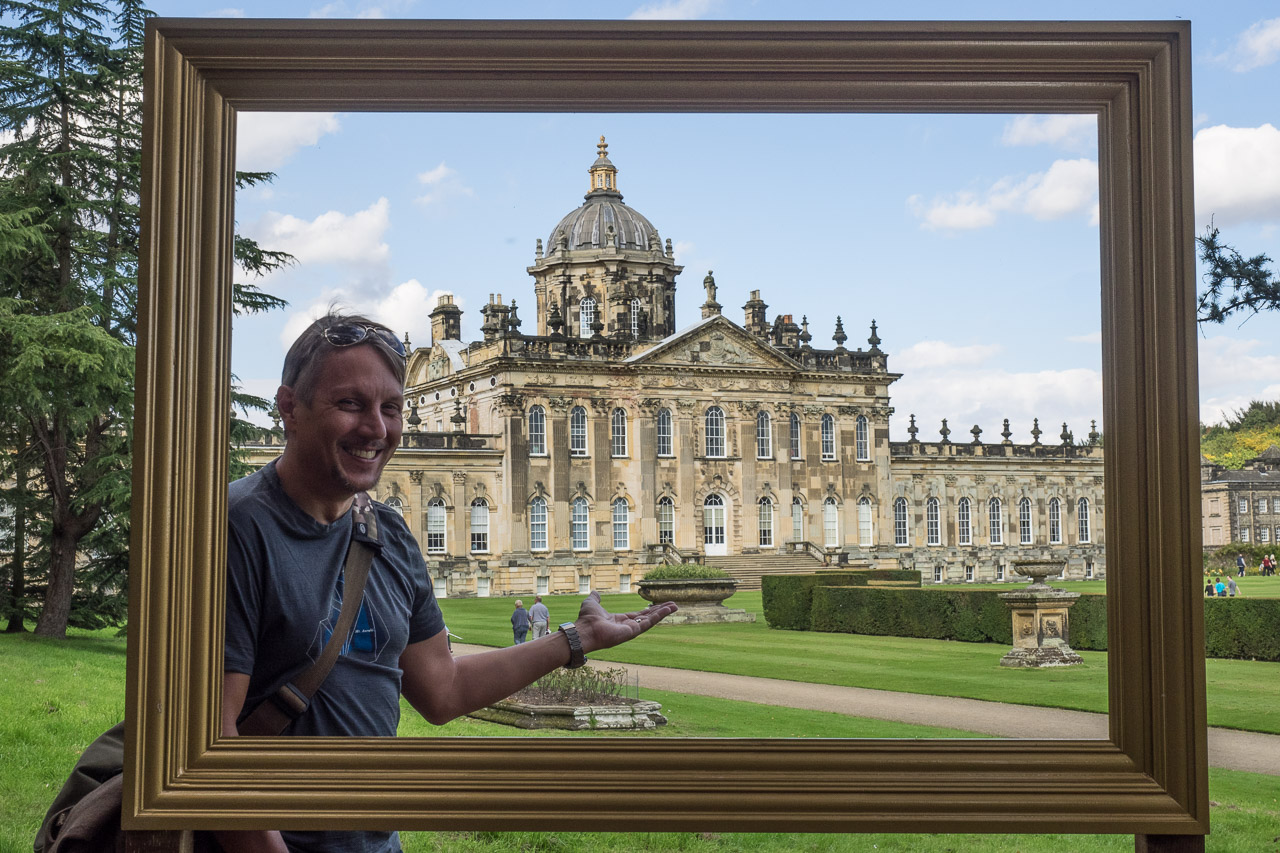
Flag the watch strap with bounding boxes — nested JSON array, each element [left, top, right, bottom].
[[559, 622, 587, 669]]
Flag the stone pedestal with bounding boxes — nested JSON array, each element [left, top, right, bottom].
[[999, 561, 1083, 668], [637, 578, 756, 624]]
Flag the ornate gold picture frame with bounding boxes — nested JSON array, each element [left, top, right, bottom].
[[126, 19, 1206, 835]]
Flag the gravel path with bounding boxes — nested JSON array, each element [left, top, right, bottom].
[[454, 643, 1280, 775]]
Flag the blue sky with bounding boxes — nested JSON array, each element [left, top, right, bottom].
[[146, 1, 1280, 441]]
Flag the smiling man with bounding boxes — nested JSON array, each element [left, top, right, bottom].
[[219, 312, 676, 853]]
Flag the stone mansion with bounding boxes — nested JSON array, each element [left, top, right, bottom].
[[245, 138, 1105, 598]]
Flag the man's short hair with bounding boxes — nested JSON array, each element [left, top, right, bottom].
[[282, 311, 406, 403]]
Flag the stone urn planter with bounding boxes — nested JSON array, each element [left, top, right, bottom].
[[998, 560, 1083, 668], [637, 576, 756, 625]]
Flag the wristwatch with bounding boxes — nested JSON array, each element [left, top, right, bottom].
[[558, 622, 587, 669]]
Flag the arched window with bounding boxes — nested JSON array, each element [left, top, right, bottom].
[[656, 408, 673, 456], [758, 497, 774, 547], [957, 497, 972, 546], [579, 296, 596, 338], [612, 498, 630, 550], [611, 407, 627, 457], [821, 413, 836, 460], [657, 496, 675, 544], [988, 497, 1004, 545], [1078, 497, 1091, 543], [856, 497, 872, 546], [893, 497, 909, 546], [926, 497, 940, 546], [1049, 497, 1062, 544], [855, 415, 870, 461], [1019, 497, 1033, 544], [426, 499, 446, 554], [384, 495, 404, 516], [571, 497, 590, 550], [790, 412, 802, 459], [529, 496, 548, 551], [756, 411, 772, 459], [705, 406, 725, 458], [792, 496, 804, 542], [469, 499, 489, 553], [570, 406, 588, 456], [527, 405, 546, 456], [823, 498, 839, 547], [703, 494, 726, 548], [630, 297, 641, 338]]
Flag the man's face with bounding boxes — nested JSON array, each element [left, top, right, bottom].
[[278, 344, 404, 507]]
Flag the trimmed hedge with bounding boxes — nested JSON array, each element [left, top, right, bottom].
[[642, 563, 731, 581], [762, 570, 920, 630], [765, 575, 1280, 660]]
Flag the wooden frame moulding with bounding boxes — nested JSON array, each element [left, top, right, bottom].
[[126, 18, 1206, 835]]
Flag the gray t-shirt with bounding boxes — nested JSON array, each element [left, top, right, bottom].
[[529, 602, 549, 624], [226, 461, 445, 852]]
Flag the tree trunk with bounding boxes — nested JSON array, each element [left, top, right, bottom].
[[4, 463, 28, 633]]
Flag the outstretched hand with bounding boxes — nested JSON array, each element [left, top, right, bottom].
[[572, 590, 677, 654]]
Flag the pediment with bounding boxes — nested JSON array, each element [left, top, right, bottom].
[[628, 315, 799, 371]]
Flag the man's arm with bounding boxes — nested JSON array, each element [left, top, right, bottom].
[[401, 591, 676, 725], [213, 673, 290, 853]]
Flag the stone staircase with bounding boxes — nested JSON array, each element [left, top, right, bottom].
[[703, 552, 827, 591]]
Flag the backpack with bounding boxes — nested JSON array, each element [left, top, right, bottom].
[[34, 722, 126, 853]]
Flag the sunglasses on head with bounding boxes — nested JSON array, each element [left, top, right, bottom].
[[321, 322, 406, 358]]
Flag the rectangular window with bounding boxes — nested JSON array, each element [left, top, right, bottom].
[[1273, 498, 1280, 514], [570, 408, 588, 457], [1085, 560, 1094, 579], [1262, 527, 1271, 544], [611, 410, 627, 458], [790, 414, 802, 460], [571, 501, 589, 551], [926, 499, 940, 546], [989, 500, 1003, 545], [757, 413, 772, 459], [470, 504, 489, 553], [578, 574, 591, 594], [426, 504, 446, 554], [529, 501, 548, 551], [958, 501, 972, 546], [933, 566, 943, 583], [965, 565, 974, 582], [658, 501, 674, 545], [432, 576, 447, 599], [536, 576, 549, 595], [792, 500, 803, 543], [657, 409, 673, 457], [996, 564, 1005, 581], [476, 577, 490, 598], [893, 500, 908, 547], [1049, 500, 1062, 544], [612, 501, 630, 550], [1260, 498, 1269, 514], [1242, 527, 1251, 542], [1240, 497, 1250, 514], [1019, 500, 1032, 545], [528, 408, 547, 456], [619, 574, 632, 593], [759, 500, 774, 547]]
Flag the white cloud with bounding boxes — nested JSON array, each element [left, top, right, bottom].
[[1198, 335, 1280, 425], [1194, 124, 1280, 226], [274, 281, 443, 364], [415, 162, 474, 207], [1001, 115, 1096, 151], [247, 198, 391, 266], [309, 0, 416, 19], [1067, 331, 1102, 345], [1222, 17, 1280, 72], [628, 0, 720, 20], [236, 113, 340, 172], [909, 159, 1098, 231], [208, 7, 245, 16], [894, 340, 1003, 371]]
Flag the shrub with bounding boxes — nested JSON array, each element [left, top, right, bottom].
[[1204, 598, 1280, 661], [762, 573, 863, 629], [513, 666, 633, 704], [641, 563, 731, 581]]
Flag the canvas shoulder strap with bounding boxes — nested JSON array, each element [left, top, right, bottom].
[[238, 492, 381, 737]]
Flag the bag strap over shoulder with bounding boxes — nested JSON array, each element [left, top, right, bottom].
[[237, 492, 381, 737]]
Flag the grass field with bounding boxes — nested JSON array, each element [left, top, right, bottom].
[[439, 591, 1280, 734], [4, 623, 1279, 852]]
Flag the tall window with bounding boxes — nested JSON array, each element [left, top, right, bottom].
[[611, 407, 627, 457], [579, 296, 596, 338], [1049, 497, 1062, 544], [657, 496, 674, 544], [988, 497, 1004, 545], [857, 497, 872, 546], [703, 494, 726, 546], [1078, 497, 1092, 543], [756, 410, 772, 458], [570, 406, 588, 456], [759, 497, 774, 547], [705, 406, 726, 457], [630, 297, 641, 338], [529, 497, 548, 551], [855, 415, 870, 461], [571, 497, 589, 550], [426, 498, 446, 553], [527, 405, 546, 456], [821, 413, 836, 460], [792, 497, 804, 542], [824, 497, 840, 547], [893, 497, 909, 546], [790, 412, 802, 459], [1019, 497, 1033, 545], [957, 497, 972, 546], [612, 498, 630, 550], [926, 497, 940, 546], [469, 499, 489, 553], [656, 408, 673, 456]]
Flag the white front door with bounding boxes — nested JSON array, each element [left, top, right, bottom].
[[704, 494, 727, 556]]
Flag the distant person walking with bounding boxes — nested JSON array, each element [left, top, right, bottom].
[[530, 595, 550, 639], [1270, 554, 1278, 576], [1236, 553, 1246, 577], [1228, 577, 1239, 597], [1215, 579, 1227, 597], [511, 599, 530, 645]]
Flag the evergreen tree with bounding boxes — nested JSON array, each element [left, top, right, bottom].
[[1197, 225, 1280, 325]]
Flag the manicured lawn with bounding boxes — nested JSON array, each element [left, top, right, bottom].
[[440, 591, 1280, 734]]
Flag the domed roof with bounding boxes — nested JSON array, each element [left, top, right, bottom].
[[548, 137, 661, 252]]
